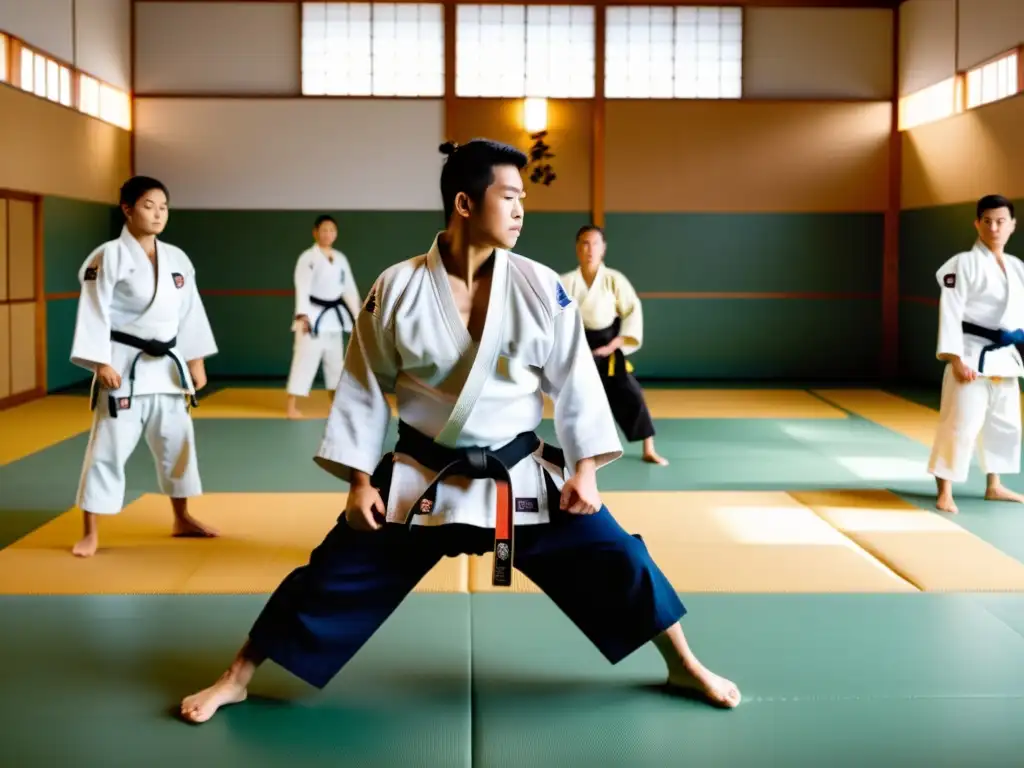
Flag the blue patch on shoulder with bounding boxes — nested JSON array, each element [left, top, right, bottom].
[[555, 281, 572, 308]]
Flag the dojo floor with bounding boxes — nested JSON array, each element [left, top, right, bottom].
[[3, 383, 1024, 766]]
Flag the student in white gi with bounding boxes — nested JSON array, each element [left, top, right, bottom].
[[929, 194, 1024, 513], [180, 139, 741, 724], [562, 225, 667, 465], [70, 176, 219, 557], [285, 215, 361, 419]]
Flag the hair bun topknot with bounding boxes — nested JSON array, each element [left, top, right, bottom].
[[439, 141, 458, 156]]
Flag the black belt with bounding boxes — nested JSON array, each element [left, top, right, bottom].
[[962, 321, 1024, 373], [373, 420, 565, 587], [310, 295, 355, 337], [90, 331, 196, 417]]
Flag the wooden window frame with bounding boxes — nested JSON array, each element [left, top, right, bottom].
[[962, 45, 1022, 112], [0, 28, 132, 132]]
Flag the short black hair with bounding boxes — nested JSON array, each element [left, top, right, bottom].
[[438, 139, 528, 223], [977, 194, 1015, 220], [314, 215, 337, 229], [576, 224, 604, 242], [120, 176, 168, 208]]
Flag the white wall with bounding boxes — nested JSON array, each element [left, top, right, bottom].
[[744, 8, 894, 100], [134, 1, 299, 95], [0, 0, 130, 89], [134, 98, 444, 210], [0, 0, 74, 62], [76, 0, 131, 89], [957, 0, 1024, 70]]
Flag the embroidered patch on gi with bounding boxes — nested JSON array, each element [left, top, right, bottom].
[[364, 286, 378, 315], [943, 273, 956, 288], [555, 281, 572, 308], [84, 266, 98, 281], [419, 498, 433, 514], [172, 272, 185, 289], [496, 542, 511, 561], [118, 397, 131, 410], [515, 497, 539, 513]]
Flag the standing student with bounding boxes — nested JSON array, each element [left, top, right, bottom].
[[561, 226, 667, 465], [70, 176, 219, 557], [285, 216, 361, 419], [929, 194, 1024, 513], [180, 139, 739, 724]]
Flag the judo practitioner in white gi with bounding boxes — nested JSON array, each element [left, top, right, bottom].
[[180, 139, 740, 723], [70, 176, 219, 557], [562, 225, 667, 465], [285, 215, 361, 419], [928, 194, 1024, 513]]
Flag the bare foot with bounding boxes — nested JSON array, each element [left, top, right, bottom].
[[667, 663, 742, 709], [173, 515, 218, 538], [643, 452, 669, 466], [286, 407, 303, 419], [72, 533, 98, 558], [985, 484, 1024, 504], [936, 493, 959, 514], [180, 672, 248, 724]]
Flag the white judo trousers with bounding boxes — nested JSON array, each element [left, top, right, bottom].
[[928, 366, 1021, 483], [77, 394, 203, 514], [286, 330, 345, 396]]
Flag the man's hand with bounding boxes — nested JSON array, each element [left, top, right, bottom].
[[592, 336, 624, 358], [187, 359, 208, 391], [345, 472, 385, 531], [951, 356, 978, 383], [560, 459, 601, 514], [296, 314, 312, 334], [96, 364, 121, 390]]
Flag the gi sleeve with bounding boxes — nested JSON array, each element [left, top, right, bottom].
[[935, 254, 970, 362], [294, 250, 314, 319], [176, 258, 218, 362], [314, 279, 398, 482], [611, 271, 644, 355], [540, 285, 623, 472], [69, 244, 118, 372], [339, 254, 362, 325]]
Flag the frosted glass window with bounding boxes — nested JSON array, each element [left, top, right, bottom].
[[0, 35, 7, 83], [302, 2, 444, 96], [99, 84, 132, 129], [606, 5, 742, 99], [457, 4, 595, 98], [965, 50, 1018, 110], [898, 77, 956, 131], [80, 74, 101, 117]]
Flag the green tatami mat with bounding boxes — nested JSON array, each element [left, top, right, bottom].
[[0, 594, 471, 768], [971, 594, 1024, 639], [469, 593, 1024, 766], [3, 592, 1024, 766]]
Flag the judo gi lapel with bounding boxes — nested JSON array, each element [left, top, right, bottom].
[[578, 264, 606, 316], [426, 235, 510, 447], [118, 226, 174, 330]]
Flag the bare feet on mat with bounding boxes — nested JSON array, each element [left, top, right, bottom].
[[172, 515, 218, 538], [667, 663, 742, 709], [985, 483, 1024, 504], [180, 673, 248, 724], [71, 533, 98, 558], [642, 451, 669, 466], [936, 492, 959, 514], [286, 406, 303, 419]]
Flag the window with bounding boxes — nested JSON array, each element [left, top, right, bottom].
[[965, 49, 1019, 110], [79, 74, 131, 129], [898, 77, 957, 131], [301, 2, 444, 97], [456, 5, 595, 98], [18, 45, 73, 107], [0, 34, 7, 82], [605, 6, 742, 99]]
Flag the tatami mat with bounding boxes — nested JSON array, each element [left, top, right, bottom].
[[193, 388, 399, 419], [793, 490, 1024, 592], [0, 494, 468, 595], [812, 389, 939, 445], [0, 395, 92, 465], [469, 491, 915, 594]]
